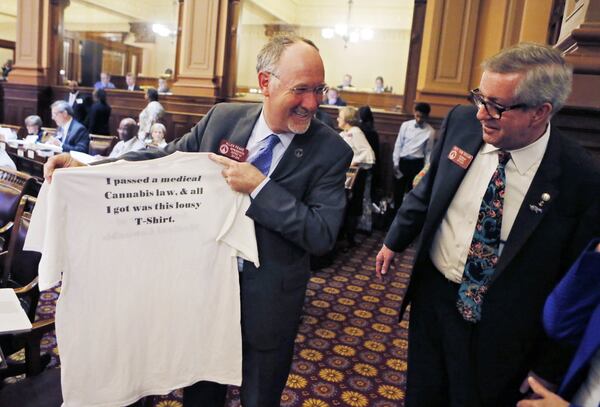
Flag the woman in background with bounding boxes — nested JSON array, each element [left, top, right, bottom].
[[86, 88, 111, 135], [149, 123, 168, 148], [337, 106, 375, 247], [138, 88, 165, 142], [24, 115, 46, 142]]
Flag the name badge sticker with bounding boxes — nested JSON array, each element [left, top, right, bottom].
[[218, 139, 248, 162], [448, 146, 473, 169]]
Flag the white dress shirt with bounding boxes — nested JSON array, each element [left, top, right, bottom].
[[108, 137, 147, 158], [57, 118, 73, 144], [340, 126, 375, 168], [247, 110, 294, 198], [430, 124, 551, 283], [393, 119, 435, 165]]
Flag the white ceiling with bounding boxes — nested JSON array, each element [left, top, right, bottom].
[[0, 0, 413, 34]]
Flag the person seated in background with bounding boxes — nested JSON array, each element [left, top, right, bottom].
[[1, 59, 13, 79], [85, 88, 111, 135], [149, 123, 168, 148], [108, 118, 145, 158], [337, 106, 375, 247], [517, 239, 600, 407], [125, 72, 141, 91], [163, 68, 174, 79], [66, 80, 92, 124], [138, 88, 165, 142], [157, 77, 170, 93], [48, 100, 89, 153], [93, 72, 116, 90], [324, 88, 347, 106], [373, 76, 392, 93], [392, 102, 435, 210], [24, 115, 46, 142], [337, 73, 353, 89], [374, 76, 386, 93]]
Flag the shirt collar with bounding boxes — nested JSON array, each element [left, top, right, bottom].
[[255, 109, 294, 149], [63, 118, 73, 135], [480, 123, 551, 175]]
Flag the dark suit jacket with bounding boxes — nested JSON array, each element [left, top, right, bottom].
[[67, 92, 92, 124], [85, 102, 111, 135], [62, 119, 90, 153], [385, 105, 600, 395], [121, 103, 353, 349], [544, 238, 600, 399], [125, 85, 142, 91]]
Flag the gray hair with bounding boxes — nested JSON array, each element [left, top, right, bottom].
[[24, 115, 43, 127], [51, 100, 74, 117], [150, 123, 166, 137], [256, 34, 319, 74], [482, 42, 572, 114]]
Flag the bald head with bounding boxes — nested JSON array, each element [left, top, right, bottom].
[[117, 118, 138, 141]]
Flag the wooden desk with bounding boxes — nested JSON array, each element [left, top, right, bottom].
[[1, 142, 54, 178]]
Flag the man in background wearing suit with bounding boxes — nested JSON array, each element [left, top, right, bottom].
[[125, 72, 141, 91], [66, 80, 92, 124], [45, 35, 353, 407], [49, 100, 90, 153], [376, 43, 600, 406]]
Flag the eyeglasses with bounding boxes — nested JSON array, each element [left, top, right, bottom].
[[268, 72, 329, 96], [469, 88, 527, 119]]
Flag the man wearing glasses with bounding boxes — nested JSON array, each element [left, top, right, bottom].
[[376, 43, 599, 405], [45, 35, 352, 407]]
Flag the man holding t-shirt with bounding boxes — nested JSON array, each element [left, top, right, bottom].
[[45, 34, 353, 407]]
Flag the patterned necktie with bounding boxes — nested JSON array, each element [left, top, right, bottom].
[[249, 134, 280, 176], [457, 150, 511, 323]]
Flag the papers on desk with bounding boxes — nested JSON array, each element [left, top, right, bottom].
[[0, 288, 32, 334], [0, 127, 16, 141]]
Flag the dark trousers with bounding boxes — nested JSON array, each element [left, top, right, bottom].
[[406, 258, 524, 407], [183, 335, 296, 407], [393, 157, 424, 211]]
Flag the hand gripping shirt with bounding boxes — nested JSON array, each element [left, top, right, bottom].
[[25, 152, 259, 407]]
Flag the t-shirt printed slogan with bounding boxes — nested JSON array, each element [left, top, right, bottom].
[[103, 174, 205, 225]]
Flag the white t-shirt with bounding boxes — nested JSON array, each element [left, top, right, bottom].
[[25, 152, 258, 407]]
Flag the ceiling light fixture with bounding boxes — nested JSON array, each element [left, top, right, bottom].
[[320, 0, 373, 48]]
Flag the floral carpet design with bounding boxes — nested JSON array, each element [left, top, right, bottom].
[[5, 231, 413, 406]]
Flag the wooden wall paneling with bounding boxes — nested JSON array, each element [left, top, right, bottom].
[[554, 106, 600, 161], [2, 83, 53, 127], [416, 0, 481, 117]]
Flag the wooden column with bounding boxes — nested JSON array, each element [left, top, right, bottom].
[[415, 0, 553, 118], [402, 0, 428, 114], [554, 0, 600, 158], [171, 0, 231, 98], [8, 0, 48, 86]]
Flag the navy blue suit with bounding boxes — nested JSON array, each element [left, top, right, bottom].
[[384, 105, 600, 405], [61, 120, 90, 153], [544, 239, 600, 401]]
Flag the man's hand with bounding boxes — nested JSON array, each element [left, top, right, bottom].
[[516, 376, 568, 407], [375, 244, 396, 280], [209, 153, 266, 194], [44, 153, 86, 183], [46, 136, 62, 147]]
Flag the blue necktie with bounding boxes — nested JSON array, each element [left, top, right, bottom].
[[249, 134, 280, 176], [457, 150, 511, 323]]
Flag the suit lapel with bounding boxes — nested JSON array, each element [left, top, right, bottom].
[[494, 131, 562, 278], [422, 120, 483, 241], [228, 105, 262, 149]]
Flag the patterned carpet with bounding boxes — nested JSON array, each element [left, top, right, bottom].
[[5, 230, 414, 407]]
